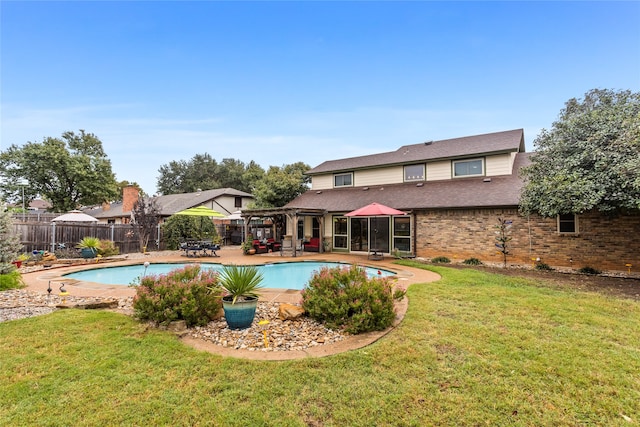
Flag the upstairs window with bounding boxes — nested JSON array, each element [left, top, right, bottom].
[[334, 173, 353, 187], [453, 159, 484, 177], [558, 213, 578, 233], [404, 164, 425, 182], [234, 196, 242, 208]]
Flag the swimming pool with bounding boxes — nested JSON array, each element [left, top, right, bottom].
[[63, 262, 395, 290]]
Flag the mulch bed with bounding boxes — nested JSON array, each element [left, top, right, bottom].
[[429, 263, 640, 301]]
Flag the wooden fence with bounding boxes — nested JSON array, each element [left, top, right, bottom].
[[11, 217, 163, 255]]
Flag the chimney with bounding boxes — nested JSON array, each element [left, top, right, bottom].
[[102, 201, 111, 211], [122, 185, 139, 213]]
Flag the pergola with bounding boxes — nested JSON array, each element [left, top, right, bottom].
[[240, 207, 327, 256]]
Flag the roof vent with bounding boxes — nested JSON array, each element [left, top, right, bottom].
[[316, 190, 322, 194], [363, 187, 369, 191], [416, 182, 424, 187], [483, 178, 492, 183], [424, 141, 433, 145]]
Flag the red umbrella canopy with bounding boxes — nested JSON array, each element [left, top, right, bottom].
[[344, 202, 407, 217]]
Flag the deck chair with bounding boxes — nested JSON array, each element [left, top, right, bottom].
[[280, 238, 304, 257]]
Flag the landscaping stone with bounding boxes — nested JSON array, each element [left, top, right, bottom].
[[278, 303, 305, 320]]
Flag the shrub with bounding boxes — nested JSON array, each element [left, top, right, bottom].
[[301, 265, 404, 334], [535, 261, 554, 271], [431, 256, 451, 264], [463, 258, 483, 266], [133, 264, 223, 327], [97, 240, 119, 257], [578, 266, 602, 275], [0, 270, 25, 291]]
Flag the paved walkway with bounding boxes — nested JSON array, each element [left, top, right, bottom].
[[20, 247, 441, 360]]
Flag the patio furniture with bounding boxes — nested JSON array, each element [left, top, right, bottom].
[[304, 237, 321, 252], [180, 241, 221, 257], [280, 238, 304, 257], [253, 239, 269, 254], [368, 248, 384, 260], [267, 238, 281, 252]]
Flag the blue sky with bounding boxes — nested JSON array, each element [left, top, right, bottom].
[[2, 1, 639, 195]]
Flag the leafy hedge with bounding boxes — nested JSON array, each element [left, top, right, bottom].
[[301, 265, 405, 334], [133, 264, 222, 327]]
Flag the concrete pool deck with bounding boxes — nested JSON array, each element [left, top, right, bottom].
[[19, 247, 441, 360]]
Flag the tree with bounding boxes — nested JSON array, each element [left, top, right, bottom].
[[0, 130, 120, 212], [156, 154, 266, 195], [520, 89, 640, 216], [131, 194, 161, 252], [251, 162, 311, 208], [0, 204, 23, 275]]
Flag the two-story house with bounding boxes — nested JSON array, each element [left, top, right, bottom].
[[272, 128, 638, 270]]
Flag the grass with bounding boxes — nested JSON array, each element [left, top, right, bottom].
[[2, 262, 639, 426]]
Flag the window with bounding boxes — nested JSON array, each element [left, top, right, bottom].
[[333, 216, 348, 249], [393, 216, 411, 253], [453, 159, 484, 177], [234, 196, 242, 208], [334, 173, 353, 187], [404, 164, 425, 181], [558, 214, 578, 233]]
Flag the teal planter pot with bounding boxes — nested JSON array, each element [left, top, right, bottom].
[[80, 248, 97, 259], [222, 296, 258, 329]]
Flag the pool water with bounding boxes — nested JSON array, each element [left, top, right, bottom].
[[63, 262, 395, 290]]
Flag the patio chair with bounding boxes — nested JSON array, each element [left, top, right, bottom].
[[280, 238, 304, 257], [253, 239, 269, 254]]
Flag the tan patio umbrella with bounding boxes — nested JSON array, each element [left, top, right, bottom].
[[51, 209, 98, 222]]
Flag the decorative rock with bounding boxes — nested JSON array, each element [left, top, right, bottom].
[[1, 289, 349, 353], [278, 303, 305, 320], [167, 320, 188, 335]]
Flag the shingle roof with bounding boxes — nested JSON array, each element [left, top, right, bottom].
[[287, 152, 532, 211], [307, 129, 525, 175], [88, 188, 253, 219]]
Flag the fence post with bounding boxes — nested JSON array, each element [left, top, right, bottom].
[[50, 222, 56, 252]]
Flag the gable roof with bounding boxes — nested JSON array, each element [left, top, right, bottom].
[[287, 152, 532, 211], [307, 129, 525, 175], [88, 188, 253, 219]]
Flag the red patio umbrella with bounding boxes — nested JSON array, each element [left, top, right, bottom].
[[344, 202, 406, 217]]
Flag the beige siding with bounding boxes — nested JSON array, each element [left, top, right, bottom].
[[426, 160, 451, 181], [485, 153, 513, 176], [311, 175, 334, 190], [355, 166, 404, 186]]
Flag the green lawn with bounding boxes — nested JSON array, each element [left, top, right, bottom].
[[1, 263, 639, 426]]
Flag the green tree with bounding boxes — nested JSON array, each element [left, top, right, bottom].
[[156, 154, 265, 195], [162, 215, 218, 249], [0, 204, 23, 275], [0, 130, 120, 212], [520, 89, 640, 216], [252, 162, 311, 208]]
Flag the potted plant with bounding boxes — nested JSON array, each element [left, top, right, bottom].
[[77, 236, 101, 259], [241, 240, 256, 255], [217, 264, 264, 329]]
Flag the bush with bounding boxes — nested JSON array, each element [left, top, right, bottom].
[[463, 258, 483, 266], [97, 240, 119, 257], [0, 270, 25, 291], [301, 265, 405, 334], [535, 261, 554, 271], [133, 265, 223, 327], [578, 266, 602, 275], [431, 256, 451, 264]]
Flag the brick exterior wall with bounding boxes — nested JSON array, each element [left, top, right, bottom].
[[414, 208, 640, 272]]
